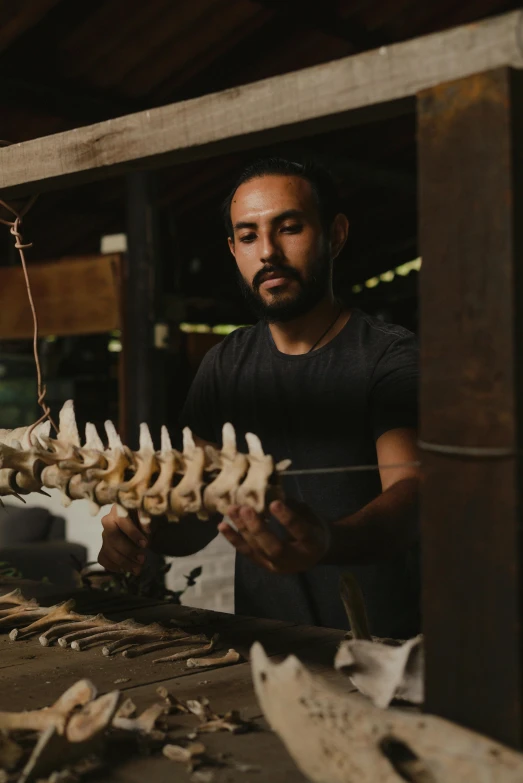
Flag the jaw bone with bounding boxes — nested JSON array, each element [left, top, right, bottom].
[[0, 401, 290, 520], [251, 643, 523, 783]]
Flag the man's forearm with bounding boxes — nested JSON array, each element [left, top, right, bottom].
[[148, 514, 220, 557], [322, 477, 419, 565]]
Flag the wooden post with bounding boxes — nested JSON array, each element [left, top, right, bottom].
[[418, 67, 523, 747]]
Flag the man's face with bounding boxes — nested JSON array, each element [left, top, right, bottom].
[[228, 175, 332, 322]]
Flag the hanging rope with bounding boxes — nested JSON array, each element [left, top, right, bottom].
[[0, 196, 58, 437]]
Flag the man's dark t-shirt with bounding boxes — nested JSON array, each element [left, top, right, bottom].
[[181, 308, 420, 637]]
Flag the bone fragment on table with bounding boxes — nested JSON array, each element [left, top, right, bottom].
[[120, 633, 208, 659], [39, 615, 107, 646], [102, 624, 195, 656], [0, 679, 96, 735], [114, 698, 137, 720], [335, 635, 424, 709], [111, 703, 166, 735], [186, 647, 241, 669], [0, 588, 39, 609], [9, 599, 78, 640], [70, 620, 142, 651], [153, 635, 218, 664], [65, 691, 120, 742], [203, 423, 248, 515]]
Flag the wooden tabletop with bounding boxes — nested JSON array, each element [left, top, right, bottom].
[[0, 581, 347, 782]]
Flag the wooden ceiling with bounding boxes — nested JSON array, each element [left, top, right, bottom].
[[0, 0, 518, 319]]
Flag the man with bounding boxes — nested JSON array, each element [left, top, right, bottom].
[[99, 157, 420, 637]]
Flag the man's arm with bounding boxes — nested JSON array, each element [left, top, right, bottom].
[[219, 428, 420, 573]]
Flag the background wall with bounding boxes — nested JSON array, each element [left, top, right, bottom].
[[5, 491, 235, 613]]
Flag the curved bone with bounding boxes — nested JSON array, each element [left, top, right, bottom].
[[70, 624, 141, 651], [169, 428, 207, 520], [0, 588, 37, 607], [0, 679, 96, 735], [186, 647, 240, 669], [86, 421, 131, 508], [143, 426, 183, 517], [39, 616, 100, 646], [118, 423, 159, 512], [203, 424, 248, 515], [100, 622, 181, 656], [335, 635, 424, 709], [65, 690, 120, 743], [235, 433, 277, 513], [9, 600, 78, 640], [153, 635, 218, 664], [120, 634, 207, 659]]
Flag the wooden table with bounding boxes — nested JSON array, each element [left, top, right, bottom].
[[0, 581, 347, 782]]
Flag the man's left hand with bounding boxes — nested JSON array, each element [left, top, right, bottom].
[[218, 500, 329, 574]]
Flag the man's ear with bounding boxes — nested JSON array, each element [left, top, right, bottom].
[[228, 236, 236, 258], [329, 214, 349, 260]]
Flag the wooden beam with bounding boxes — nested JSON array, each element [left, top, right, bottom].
[[1, 10, 522, 198], [418, 67, 523, 748]]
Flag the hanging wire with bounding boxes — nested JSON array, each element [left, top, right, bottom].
[[0, 196, 58, 437]]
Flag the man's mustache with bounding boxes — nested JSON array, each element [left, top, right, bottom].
[[252, 264, 302, 292]]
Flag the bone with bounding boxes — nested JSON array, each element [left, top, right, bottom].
[[0, 679, 96, 735], [251, 641, 523, 783], [121, 633, 207, 659], [143, 426, 182, 517], [0, 402, 289, 520], [65, 690, 120, 743], [335, 635, 424, 709], [70, 622, 141, 651], [169, 428, 207, 520], [186, 647, 241, 669], [39, 616, 103, 647], [0, 588, 38, 608], [9, 600, 78, 640], [118, 423, 159, 511], [236, 433, 278, 513], [97, 622, 175, 656], [111, 703, 166, 735], [153, 635, 218, 664], [0, 606, 50, 629], [114, 698, 137, 719], [203, 423, 248, 515]]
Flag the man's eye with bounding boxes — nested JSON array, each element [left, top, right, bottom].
[[239, 233, 256, 243], [281, 224, 303, 234]]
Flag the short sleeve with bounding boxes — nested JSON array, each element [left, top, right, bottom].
[[180, 344, 221, 444], [369, 333, 419, 442]]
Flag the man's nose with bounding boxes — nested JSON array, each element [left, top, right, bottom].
[[259, 231, 282, 264]]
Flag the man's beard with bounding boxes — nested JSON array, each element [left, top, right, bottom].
[[236, 250, 332, 324]]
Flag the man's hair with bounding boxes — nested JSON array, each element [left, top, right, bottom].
[[222, 156, 341, 238]]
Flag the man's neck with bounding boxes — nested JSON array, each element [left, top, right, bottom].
[[267, 295, 350, 355]]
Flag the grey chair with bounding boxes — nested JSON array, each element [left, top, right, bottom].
[[0, 504, 87, 587]]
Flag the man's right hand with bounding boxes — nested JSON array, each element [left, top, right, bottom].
[[98, 505, 149, 575]]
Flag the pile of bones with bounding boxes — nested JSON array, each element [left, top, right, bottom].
[[0, 400, 290, 527]]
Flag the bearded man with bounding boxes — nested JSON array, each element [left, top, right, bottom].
[[99, 157, 421, 637]]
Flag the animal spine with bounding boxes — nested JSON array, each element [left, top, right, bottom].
[[0, 401, 289, 524]]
